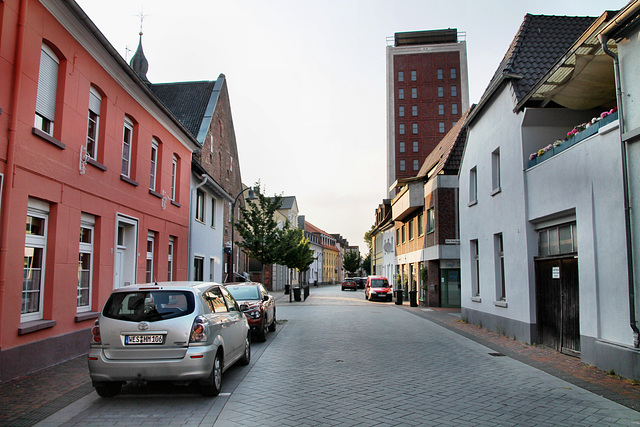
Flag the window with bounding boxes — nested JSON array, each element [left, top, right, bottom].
[[439, 122, 445, 133], [469, 166, 477, 205], [396, 229, 400, 246], [471, 240, 480, 297], [411, 88, 417, 99], [538, 223, 577, 256], [86, 87, 101, 159], [398, 71, 404, 82], [437, 69, 443, 80], [211, 198, 216, 227], [420, 208, 431, 234], [401, 224, 406, 243], [410, 70, 416, 81], [398, 89, 404, 99], [412, 105, 418, 116], [399, 106, 404, 117], [451, 86, 457, 97], [412, 141, 419, 152], [171, 155, 178, 201], [495, 233, 505, 301], [451, 68, 457, 79], [438, 87, 444, 98], [418, 213, 424, 236], [146, 232, 155, 283], [438, 104, 444, 115], [168, 237, 174, 281], [23, 199, 49, 322], [492, 148, 501, 193], [412, 123, 418, 134], [409, 219, 414, 240], [78, 214, 95, 312], [195, 189, 205, 222], [399, 124, 405, 135], [194, 256, 204, 281], [204, 287, 227, 313], [399, 160, 406, 171], [452, 104, 458, 115], [399, 142, 405, 153], [413, 159, 419, 170], [150, 139, 158, 191], [121, 118, 133, 177], [35, 44, 59, 136]]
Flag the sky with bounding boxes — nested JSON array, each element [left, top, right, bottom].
[[76, 0, 627, 253]]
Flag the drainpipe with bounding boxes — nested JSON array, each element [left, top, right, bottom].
[[0, 0, 28, 322], [187, 173, 209, 280], [599, 34, 640, 347]]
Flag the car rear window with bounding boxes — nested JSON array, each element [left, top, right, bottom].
[[226, 285, 260, 300], [103, 290, 195, 322], [370, 279, 389, 287]]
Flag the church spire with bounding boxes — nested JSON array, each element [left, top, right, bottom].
[[129, 8, 150, 84]]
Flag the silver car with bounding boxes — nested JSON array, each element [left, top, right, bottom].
[[88, 282, 250, 397]]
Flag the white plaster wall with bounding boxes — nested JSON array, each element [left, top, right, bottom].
[[459, 85, 534, 324], [190, 173, 225, 284], [526, 120, 631, 346], [382, 227, 396, 283], [618, 26, 640, 131]]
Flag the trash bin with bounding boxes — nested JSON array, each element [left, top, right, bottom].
[[409, 291, 418, 307], [284, 284, 290, 295], [293, 287, 301, 301], [395, 289, 403, 305]]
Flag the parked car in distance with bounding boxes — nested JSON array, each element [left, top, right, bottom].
[[88, 282, 250, 398], [365, 276, 393, 302], [341, 278, 357, 291], [225, 282, 276, 342], [354, 277, 366, 289]]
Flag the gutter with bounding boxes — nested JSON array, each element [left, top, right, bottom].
[[599, 33, 639, 348]]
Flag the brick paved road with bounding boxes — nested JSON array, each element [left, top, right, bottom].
[[29, 286, 640, 425]]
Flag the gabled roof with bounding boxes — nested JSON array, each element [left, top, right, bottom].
[[279, 196, 297, 211], [151, 80, 219, 143], [469, 14, 596, 124]]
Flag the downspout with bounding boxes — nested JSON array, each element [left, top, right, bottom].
[[0, 0, 29, 323], [599, 34, 640, 347], [187, 172, 209, 281]]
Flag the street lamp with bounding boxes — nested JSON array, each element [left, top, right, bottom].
[[226, 186, 257, 283]]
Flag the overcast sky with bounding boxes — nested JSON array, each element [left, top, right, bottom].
[[76, 0, 626, 252]]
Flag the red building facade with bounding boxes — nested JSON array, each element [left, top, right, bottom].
[[0, 0, 199, 381]]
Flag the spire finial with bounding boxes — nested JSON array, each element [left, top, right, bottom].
[[138, 6, 148, 36]]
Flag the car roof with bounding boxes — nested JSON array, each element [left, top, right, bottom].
[[225, 282, 263, 287], [109, 281, 220, 294]]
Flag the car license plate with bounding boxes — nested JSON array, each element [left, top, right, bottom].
[[124, 334, 164, 345]]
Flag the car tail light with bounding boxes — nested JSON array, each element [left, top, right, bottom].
[[190, 316, 207, 343], [90, 320, 101, 344]]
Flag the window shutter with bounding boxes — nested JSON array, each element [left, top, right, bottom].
[[35, 46, 59, 122], [89, 88, 101, 114]]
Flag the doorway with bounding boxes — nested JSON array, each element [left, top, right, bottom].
[[114, 215, 138, 288], [441, 269, 461, 308]]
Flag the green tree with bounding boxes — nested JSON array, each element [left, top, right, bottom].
[[235, 187, 284, 284], [279, 226, 315, 284], [363, 224, 375, 255], [362, 252, 372, 276], [343, 250, 361, 275]]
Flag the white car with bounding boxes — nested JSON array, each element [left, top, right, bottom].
[[88, 282, 250, 397]]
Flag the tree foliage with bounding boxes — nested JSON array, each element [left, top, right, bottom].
[[343, 250, 361, 274], [279, 226, 315, 272], [363, 224, 375, 255]]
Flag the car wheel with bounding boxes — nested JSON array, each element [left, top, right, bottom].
[[256, 318, 267, 342], [201, 351, 222, 396], [387, 295, 393, 302], [268, 310, 276, 332], [94, 381, 122, 398], [239, 334, 251, 366]]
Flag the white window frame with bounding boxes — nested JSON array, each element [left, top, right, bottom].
[[146, 231, 155, 283], [471, 239, 480, 298], [122, 117, 133, 177], [35, 44, 59, 136], [492, 148, 501, 194], [469, 166, 477, 205], [86, 87, 101, 159], [495, 233, 506, 302], [23, 199, 49, 322], [196, 189, 205, 222], [171, 155, 178, 201], [150, 139, 159, 191], [168, 237, 174, 281], [77, 213, 95, 313], [211, 198, 216, 228]]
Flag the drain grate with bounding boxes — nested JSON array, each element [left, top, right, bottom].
[[488, 352, 506, 357]]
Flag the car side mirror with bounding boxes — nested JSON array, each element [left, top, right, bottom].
[[263, 295, 269, 302], [240, 304, 249, 311]]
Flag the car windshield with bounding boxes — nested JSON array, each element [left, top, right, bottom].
[[371, 279, 389, 287], [226, 285, 260, 300], [103, 290, 195, 322]]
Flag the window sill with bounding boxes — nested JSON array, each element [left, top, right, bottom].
[[120, 175, 139, 186], [18, 319, 57, 335], [470, 296, 481, 303], [87, 158, 107, 172], [491, 187, 502, 197], [171, 200, 181, 208], [494, 300, 507, 308], [32, 127, 65, 150], [75, 311, 100, 322], [468, 199, 477, 207], [149, 189, 162, 199], [195, 218, 205, 224]]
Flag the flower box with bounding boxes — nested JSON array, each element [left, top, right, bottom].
[[599, 111, 618, 128], [573, 124, 598, 143]]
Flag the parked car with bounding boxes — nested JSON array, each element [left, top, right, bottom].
[[354, 277, 366, 289], [365, 276, 393, 302], [88, 282, 250, 397], [341, 279, 357, 291], [225, 282, 276, 342]]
